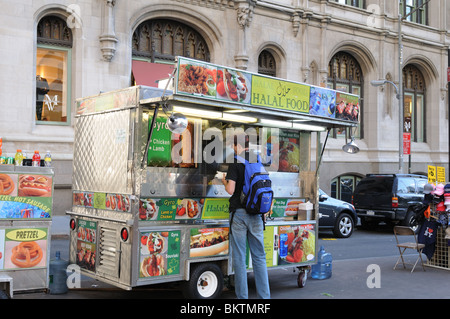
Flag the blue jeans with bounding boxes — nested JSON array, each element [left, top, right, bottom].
[[230, 208, 270, 299]]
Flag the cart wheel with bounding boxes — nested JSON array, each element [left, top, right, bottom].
[[297, 270, 307, 288], [183, 263, 224, 299]]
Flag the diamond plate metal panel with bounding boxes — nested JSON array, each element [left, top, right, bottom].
[[73, 109, 132, 194]]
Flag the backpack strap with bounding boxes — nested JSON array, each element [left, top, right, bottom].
[[235, 154, 247, 164], [235, 154, 262, 165]]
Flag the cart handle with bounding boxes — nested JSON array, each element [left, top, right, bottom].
[[66, 210, 134, 226]]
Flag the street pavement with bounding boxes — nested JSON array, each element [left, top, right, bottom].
[[12, 216, 450, 300]]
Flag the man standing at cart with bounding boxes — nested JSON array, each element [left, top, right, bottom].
[[222, 131, 271, 299]]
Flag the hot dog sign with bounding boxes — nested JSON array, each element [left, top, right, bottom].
[[0, 173, 53, 219]]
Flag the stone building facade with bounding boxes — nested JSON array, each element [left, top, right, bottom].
[[0, 0, 448, 212]]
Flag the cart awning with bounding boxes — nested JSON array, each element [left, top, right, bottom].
[[132, 60, 174, 88]]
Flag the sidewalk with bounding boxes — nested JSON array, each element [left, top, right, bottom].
[[43, 216, 450, 299]]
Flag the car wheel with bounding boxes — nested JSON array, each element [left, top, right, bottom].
[[333, 212, 354, 238], [402, 210, 419, 233]]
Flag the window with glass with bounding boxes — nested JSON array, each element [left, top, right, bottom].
[[36, 16, 72, 124], [400, 0, 428, 24], [327, 52, 363, 138], [331, 0, 364, 9], [403, 64, 426, 143], [258, 50, 276, 77], [331, 175, 362, 203], [397, 177, 416, 193], [131, 19, 210, 87], [132, 19, 210, 63]]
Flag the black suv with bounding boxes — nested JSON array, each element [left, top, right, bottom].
[[353, 174, 427, 229]]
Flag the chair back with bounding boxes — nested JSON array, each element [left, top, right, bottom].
[[394, 226, 415, 236]]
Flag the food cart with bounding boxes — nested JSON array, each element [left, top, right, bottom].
[[0, 164, 54, 297], [67, 56, 359, 298]]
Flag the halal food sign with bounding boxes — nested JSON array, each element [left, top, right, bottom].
[[251, 75, 310, 113]]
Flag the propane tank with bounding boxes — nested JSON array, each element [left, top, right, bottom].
[[49, 251, 68, 294], [311, 245, 332, 280]]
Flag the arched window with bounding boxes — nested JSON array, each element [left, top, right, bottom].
[[36, 15, 72, 124], [327, 52, 363, 137], [403, 64, 426, 142], [131, 19, 210, 87], [258, 50, 276, 77], [132, 19, 210, 63]]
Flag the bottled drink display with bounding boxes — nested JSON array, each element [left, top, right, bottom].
[[44, 151, 52, 167], [32, 151, 41, 167], [14, 149, 23, 166]]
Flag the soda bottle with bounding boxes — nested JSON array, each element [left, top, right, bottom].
[[14, 149, 23, 166], [32, 151, 41, 167], [44, 151, 52, 167], [279, 233, 288, 258]]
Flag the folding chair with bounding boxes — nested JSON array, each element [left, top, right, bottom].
[[393, 226, 426, 273]]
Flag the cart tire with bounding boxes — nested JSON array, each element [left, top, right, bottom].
[[297, 270, 307, 288], [183, 263, 224, 299]]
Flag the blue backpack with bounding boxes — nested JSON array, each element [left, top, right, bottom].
[[235, 154, 274, 215]]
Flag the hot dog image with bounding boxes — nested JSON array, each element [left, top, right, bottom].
[[18, 175, 52, 197], [190, 228, 229, 257], [284, 200, 304, 216]]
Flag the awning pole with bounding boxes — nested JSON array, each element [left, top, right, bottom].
[[315, 128, 331, 177], [142, 67, 177, 168], [142, 106, 159, 168]]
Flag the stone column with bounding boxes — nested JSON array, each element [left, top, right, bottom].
[[99, 0, 118, 61], [234, 0, 256, 70]]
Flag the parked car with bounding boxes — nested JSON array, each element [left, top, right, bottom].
[[352, 174, 427, 230], [318, 189, 357, 238]]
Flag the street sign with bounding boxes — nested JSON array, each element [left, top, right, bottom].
[[428, 165, 436, 184], [437, 166, 446, 184], [403, 133, 411, 155]]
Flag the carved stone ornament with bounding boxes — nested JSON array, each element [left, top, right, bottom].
[[99, 0, 118, 61]]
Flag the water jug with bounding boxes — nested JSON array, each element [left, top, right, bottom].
[[49, 251, 69, 294], [311, 246, 332, 279]]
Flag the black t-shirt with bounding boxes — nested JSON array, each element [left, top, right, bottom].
[[225, 151, 250, 211]]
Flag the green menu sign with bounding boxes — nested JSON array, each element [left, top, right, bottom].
[[147, 116, 172, 166]]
